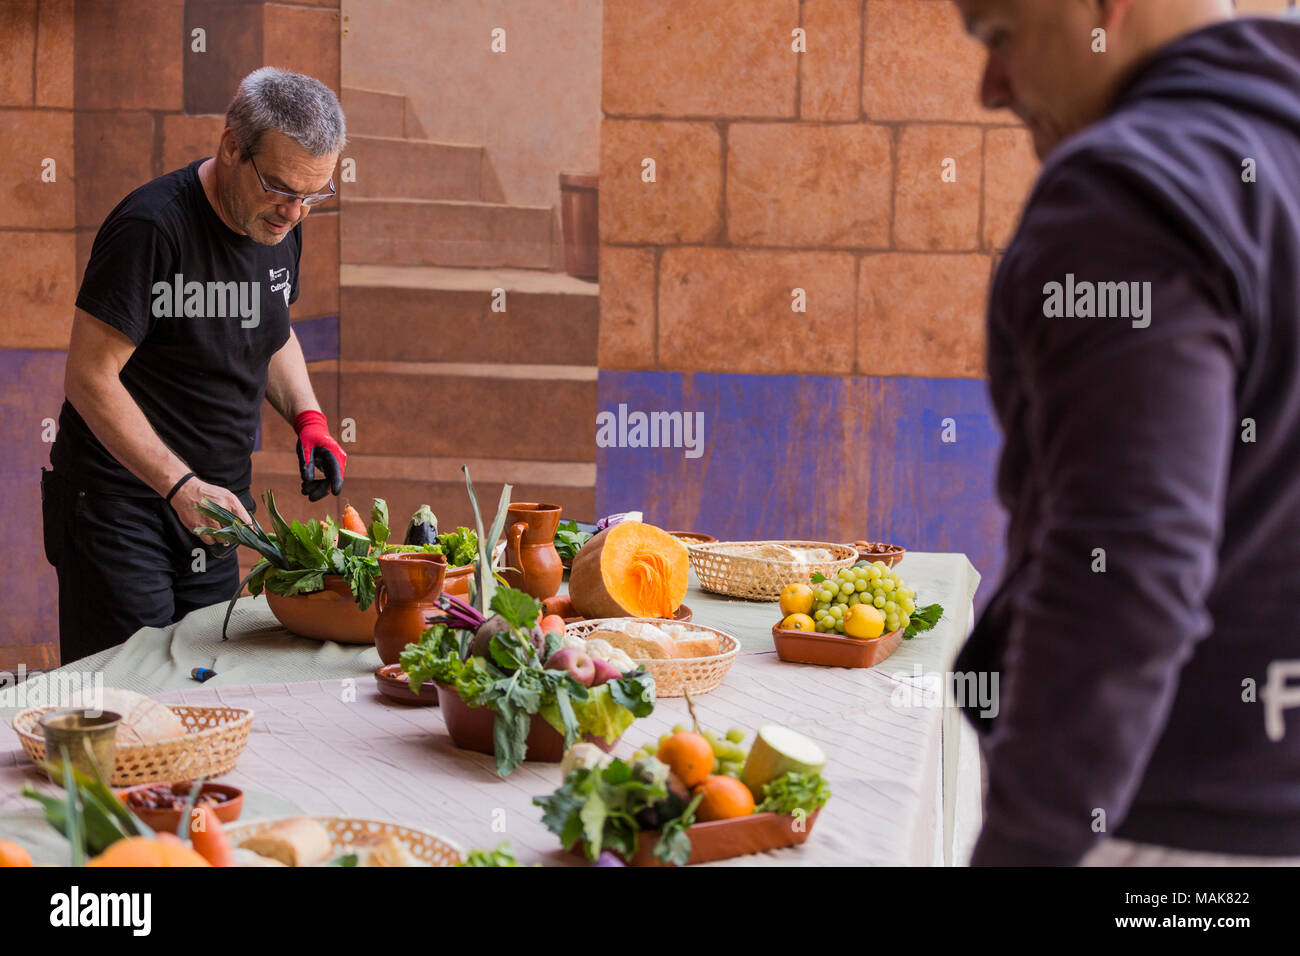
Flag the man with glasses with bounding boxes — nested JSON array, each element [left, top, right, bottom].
[[42, 67, 350, 662]]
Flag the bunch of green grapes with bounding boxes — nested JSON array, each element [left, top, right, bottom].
[[632, 725, 749, 777], [811, 561, 917, 635]]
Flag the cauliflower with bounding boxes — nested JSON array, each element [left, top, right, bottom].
[[560, 742, 613, 777]]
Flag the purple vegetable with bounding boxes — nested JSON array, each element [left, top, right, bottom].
[[595, 511, 643, 531], [592, 851, 625, 867], [428, 592, 486, 633]]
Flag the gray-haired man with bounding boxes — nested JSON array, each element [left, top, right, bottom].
[[42, 68, 349, 662]]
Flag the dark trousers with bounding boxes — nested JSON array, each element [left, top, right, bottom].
[[40, 468, 241, 664]]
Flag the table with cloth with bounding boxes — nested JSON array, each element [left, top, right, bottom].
[[0, 553, 984, 866]]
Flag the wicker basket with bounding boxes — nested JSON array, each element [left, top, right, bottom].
[[12, 705, 254, 787], [225, 816, 463, 866], [687, 540, 858, 601], [565, 618, 740, 697]]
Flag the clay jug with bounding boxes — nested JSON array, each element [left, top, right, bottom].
[[501, 502, 563, 600], [374, 552, 447, 665]]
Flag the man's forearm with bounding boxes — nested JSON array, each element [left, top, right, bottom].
[[66, 373, 191, 497], [265, 329, 321, 423]]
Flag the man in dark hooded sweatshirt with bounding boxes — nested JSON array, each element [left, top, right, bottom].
[[954, 0, 1300, 865]]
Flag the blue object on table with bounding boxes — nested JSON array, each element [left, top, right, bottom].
[[191, 667, 216, 683]]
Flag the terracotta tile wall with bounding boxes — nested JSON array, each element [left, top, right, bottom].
[[599, 0, 1298, 375], [599, 0, 1039, 379], [0, 0, 342, 670], [594, 0, 1296, 590]]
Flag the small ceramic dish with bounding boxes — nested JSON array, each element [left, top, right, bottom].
[[771, 624, 903, 668], [852, 542, 906, 567], [668, 531, 717, 545], [117, 781, 244, 832], [374, 664, 440, 706]]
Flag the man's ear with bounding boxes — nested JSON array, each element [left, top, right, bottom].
[[216, 128, 242, 167]]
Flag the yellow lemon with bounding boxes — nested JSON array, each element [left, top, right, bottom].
[[779, 583, 815, 617], [844, 604, 885, 639], [780, 613, 816, 632]]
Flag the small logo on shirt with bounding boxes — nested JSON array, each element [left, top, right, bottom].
[[269, 267, 291, 308], [151, 274, 260, 328]]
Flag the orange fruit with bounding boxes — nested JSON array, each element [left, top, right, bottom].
[[657, 732, 714, 788], [87, 836, 211, 868], [693, 775, 756, 821], [779, 583, 815, 617], [0, 840, 32, 867]]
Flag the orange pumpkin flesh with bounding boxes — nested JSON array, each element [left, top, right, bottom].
[[569, 523, 689, 619]]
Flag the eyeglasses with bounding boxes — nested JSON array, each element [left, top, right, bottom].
[[246, 153, 336, 207]]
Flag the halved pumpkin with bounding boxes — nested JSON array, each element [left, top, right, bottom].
[[568, 522, 689, 619]]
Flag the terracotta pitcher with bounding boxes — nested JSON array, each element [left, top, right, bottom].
[[501, 502, 563, 600], [373, 552, 447, 665]]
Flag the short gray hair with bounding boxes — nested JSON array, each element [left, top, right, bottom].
[[226, 67, 346, 158]]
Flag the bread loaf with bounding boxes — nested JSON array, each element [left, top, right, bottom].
[[86, 688, 187, 746], [238, 818, 332, 867], [589, 622, 677, 660], [661, 624, 720, 658]]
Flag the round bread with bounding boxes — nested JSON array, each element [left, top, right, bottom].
[[94, 688, 187, 746]]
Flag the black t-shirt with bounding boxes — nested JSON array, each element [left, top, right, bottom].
[[52, 159, 299, 496]]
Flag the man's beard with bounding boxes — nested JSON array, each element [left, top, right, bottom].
[[222, 178, 293, 245]]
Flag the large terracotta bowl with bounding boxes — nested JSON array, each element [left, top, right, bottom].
[[436, 684, 620, 762], [265, 575, 379, 644]]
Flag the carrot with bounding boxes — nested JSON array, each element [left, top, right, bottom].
[[187, 806, 234, 867], [542, 594, 576, 619], [340, 505, 367, 536]]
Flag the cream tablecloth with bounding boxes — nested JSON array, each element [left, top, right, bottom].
[[0, 553, 984, 866]]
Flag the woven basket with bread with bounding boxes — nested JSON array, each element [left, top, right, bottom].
[[564, 618, 739, 697], [12, 687, 253, 786], [224, 816, 463, 867], [686, 540, 858, 601]]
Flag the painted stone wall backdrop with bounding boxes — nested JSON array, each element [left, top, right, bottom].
[[597, 0, 1300, 597], [0, 0, 342, 671], [596, 0, 1036, 595]]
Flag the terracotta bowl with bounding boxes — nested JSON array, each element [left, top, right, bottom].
[[117, 781, 244, 832], [771, 624, 903, 668], [265, 575, 378, 644], [617, 808, 820, 867], [853, 542, 906, 567], [436, 684, 620, 762], [374, 663, 440, 706], [669, 531, 718, 545]]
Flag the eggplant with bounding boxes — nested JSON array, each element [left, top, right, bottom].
[[404, 505, 438, 546]]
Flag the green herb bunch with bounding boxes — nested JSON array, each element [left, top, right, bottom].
[[533, 758, 702, 866]]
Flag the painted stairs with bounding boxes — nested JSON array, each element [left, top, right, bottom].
[[249, 87, 598, 564]]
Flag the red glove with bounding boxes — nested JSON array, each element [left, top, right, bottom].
[[294, 410, 347, 501]]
